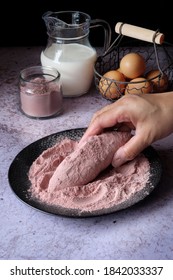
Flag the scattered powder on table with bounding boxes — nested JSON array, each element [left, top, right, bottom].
[[28, 132, 151, 213]]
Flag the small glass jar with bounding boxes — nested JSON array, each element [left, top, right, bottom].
[[19, 66, 63, 119]]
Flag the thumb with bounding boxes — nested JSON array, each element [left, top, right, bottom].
[[112, 134, 148, 168]]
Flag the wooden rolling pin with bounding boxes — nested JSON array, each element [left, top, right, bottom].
[[115, 22, 164, 45]]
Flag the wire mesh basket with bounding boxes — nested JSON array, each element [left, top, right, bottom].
[[94, 22, 173, 101]]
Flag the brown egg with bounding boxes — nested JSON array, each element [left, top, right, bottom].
[[99, 70, 126, 99], [120, 53, 146, 79], [125, 77, 153, 95], [146, 69, 169, 92]]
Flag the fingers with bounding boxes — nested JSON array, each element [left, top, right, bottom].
[[79, 94, 158, 153], [79, 102, 119, 144], [80, 95, 139, 144], [112, 133, 150, 168]]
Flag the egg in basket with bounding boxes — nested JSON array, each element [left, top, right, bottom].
[[94, 22, 173, 101]]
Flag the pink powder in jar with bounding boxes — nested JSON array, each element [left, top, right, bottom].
[[19, 66, 63, 118]]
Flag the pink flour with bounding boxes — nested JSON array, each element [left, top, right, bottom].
[[28, 131, 151, 213]]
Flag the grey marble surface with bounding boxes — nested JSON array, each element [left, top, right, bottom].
[[0, 46, 173, 260]]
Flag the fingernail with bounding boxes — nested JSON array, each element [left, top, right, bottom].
[[112, 149, 126, 168]]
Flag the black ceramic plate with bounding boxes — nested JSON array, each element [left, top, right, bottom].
[[8, 128, 162, 217]]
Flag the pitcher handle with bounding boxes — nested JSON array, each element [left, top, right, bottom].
[[90, 19, 112, 54]]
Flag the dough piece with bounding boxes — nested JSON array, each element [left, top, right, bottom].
[[48, 131, 131, 191]]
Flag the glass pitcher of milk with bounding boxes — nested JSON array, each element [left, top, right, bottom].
[[41, 11, 111, 97]]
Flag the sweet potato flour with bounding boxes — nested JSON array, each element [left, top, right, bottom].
[[28, 132, 151, 213]]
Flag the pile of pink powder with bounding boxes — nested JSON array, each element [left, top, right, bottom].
[[28, 131, 151, 213]]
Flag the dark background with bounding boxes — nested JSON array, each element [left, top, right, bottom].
[[1, 1, 173, 47]]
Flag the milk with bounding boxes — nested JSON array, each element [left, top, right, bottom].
[[41, 43, 97, 97]]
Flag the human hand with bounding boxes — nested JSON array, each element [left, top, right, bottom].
[[79, 92, 173, 167]]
